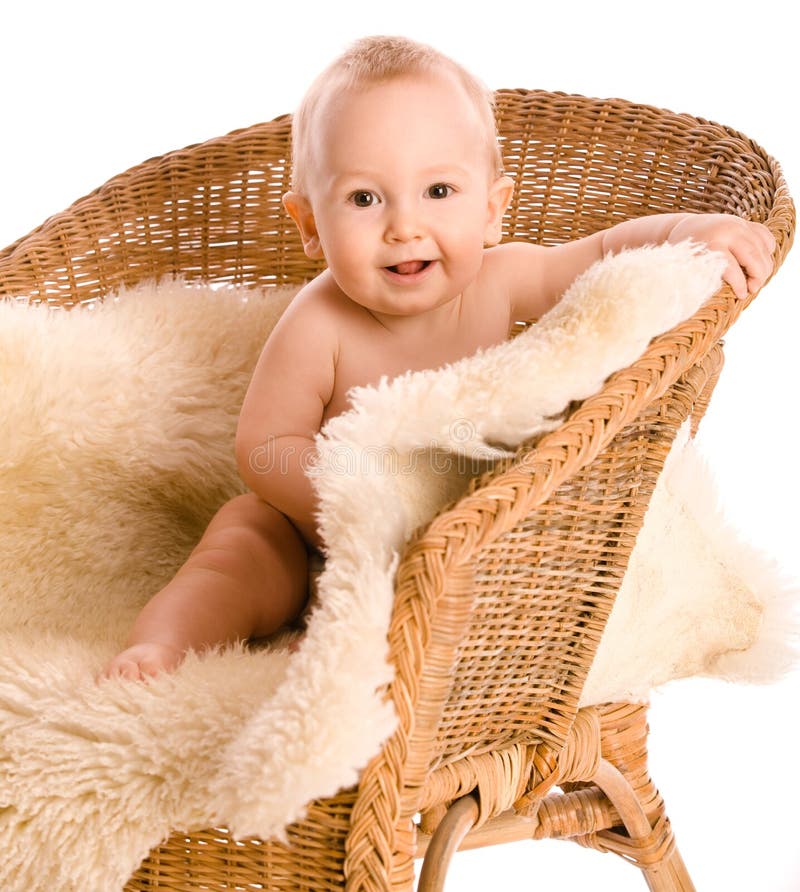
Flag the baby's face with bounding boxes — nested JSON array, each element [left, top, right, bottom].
[[287, 72, 512, 319]]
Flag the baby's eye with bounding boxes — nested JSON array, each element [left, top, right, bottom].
[[427, 183, 453, 199], [349, 190, 378, 208]]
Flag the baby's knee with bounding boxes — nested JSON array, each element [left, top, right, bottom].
[[206, 495, 307, 573]]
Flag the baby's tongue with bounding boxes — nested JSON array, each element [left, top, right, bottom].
[[392, 260, 425, 275]]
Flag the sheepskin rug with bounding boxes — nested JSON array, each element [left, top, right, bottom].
[[0, 241, 796, 892]]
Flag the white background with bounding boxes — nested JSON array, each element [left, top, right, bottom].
[[3, 2, 798, 889]]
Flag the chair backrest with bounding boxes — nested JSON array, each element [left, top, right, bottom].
[[495, 89, 787, 241], [0, 116, 318, 304], [0, 89, 792, 306]]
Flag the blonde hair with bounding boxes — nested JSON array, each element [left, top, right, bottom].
[[290, 35, 503, 193]]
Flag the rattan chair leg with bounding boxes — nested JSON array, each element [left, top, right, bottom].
[[417, 794, 480, 892], [587, 705, 696, 891], [641, 849, 695, 892], [589, 759, 695, 892], [592, 759, 651, 837]]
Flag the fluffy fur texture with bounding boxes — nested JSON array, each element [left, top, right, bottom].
[[1, 243, 796, 891], [581, 421, 799, 704]]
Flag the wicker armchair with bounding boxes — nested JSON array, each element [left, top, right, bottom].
[[0, 89, 793, 891]]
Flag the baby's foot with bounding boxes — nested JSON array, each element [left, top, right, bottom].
[[102, 642, 184, 681]]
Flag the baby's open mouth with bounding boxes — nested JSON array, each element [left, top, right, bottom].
[[386, 260, 432, 275]]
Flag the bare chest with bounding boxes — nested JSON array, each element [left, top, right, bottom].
[[322, 308, 510, 423]]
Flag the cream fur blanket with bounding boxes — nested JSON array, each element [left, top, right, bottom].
[[1, 242, 797, 892]]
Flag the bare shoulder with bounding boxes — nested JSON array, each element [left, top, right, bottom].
[[485, 240, 546, 266], [479, 240, 549, 321], [277, 269, 375, 350], [483, 237, 610, 321], [237, 272, 344, 442], [274, 270, 344, 337]]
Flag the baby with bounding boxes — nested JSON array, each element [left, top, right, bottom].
[[105, 36, 775, 680]]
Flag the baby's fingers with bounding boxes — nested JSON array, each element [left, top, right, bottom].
[[723, 256, 749, 299], [722, 237, 774, 299], [751, 220, 777, 256], [738, 239, 774, 295]]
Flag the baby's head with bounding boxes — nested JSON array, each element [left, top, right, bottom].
[[283, 36, 514, 319], [290, 35, 503, 196]]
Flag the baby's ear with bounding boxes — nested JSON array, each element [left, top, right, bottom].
[[484, 176, 515, 246], [283, 192, 324, 259]]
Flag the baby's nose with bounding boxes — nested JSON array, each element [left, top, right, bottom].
[[384, 201, 424, 242]]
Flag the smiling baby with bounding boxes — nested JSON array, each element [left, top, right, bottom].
[[105, 35, 775, 680]]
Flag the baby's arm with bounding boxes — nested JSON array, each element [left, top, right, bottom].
[[235, 287, 337, 551], [492, 212, 776, 322]]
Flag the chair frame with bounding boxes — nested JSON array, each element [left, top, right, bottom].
[[1, 89, 794, 891]]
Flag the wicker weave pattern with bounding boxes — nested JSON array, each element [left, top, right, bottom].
[[0, 116, 321, 303], [1, 90, 793, 890], [1, 91, 791, 305], [495, 90, 788, 243], [428, 399, 692, 768]]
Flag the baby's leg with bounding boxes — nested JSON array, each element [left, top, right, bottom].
[[104, 493, 309, 680]]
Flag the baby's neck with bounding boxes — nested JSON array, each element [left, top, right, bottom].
[[366, 293, 464, 340]]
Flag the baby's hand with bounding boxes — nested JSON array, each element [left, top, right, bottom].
[[667, 214, 776, 299], [101, 642, 184, 681]]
